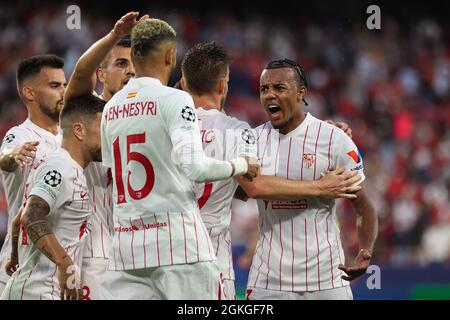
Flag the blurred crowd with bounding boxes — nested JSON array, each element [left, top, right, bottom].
[[0, 2, 449, 268]]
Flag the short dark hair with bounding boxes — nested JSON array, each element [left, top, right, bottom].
[[131, 19, 176, 59], [265, 58, 308, 105], [60, 94, 106, 132], [17, 54, 64, 88], [181, 42, 230, 96], [100, 39, 132, 68]]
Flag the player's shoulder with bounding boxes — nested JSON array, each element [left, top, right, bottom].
[[160, 86, 193, 104], [200, 108, 251, 131], [36, 148, 79, 177], [255, 121, 272, 131], [1, 121, 33, 147]]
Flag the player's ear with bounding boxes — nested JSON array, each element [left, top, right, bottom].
[[97, 67, 106, 83], [21, 86, 35, 102], [72, 122, 85, 141], [218, 77, 227, 96], [180, 77, 187, 91], [165, 44, 176, 68], [297, 85, 307, 102]]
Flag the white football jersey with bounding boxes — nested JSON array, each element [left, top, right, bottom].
[[0, 119, 61, 284], [248, 113, 365, 293], [101, 77, 216, 270], [2, 148, 90, 300], [83, 162, 113, 259], [195, 107, 257, 280]]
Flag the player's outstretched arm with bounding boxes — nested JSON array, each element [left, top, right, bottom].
[[65, 11, 149, 102], [0, 141, 39, 172], [235, 167, 361, 201], [20, 195, 82, 300], [338, 186, 378, 281], [5, 209, 22, 276]]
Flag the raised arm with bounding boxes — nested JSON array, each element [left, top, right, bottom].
[[20, 195, 81, 300], [64, 11, 148, 102]]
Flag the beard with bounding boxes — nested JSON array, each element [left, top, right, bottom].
[[90, 147, 102, 163], [39, 100, 62, 122]]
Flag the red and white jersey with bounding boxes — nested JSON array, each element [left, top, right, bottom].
[[195, 107, 257, 280], [0, 119, 61, 283], [83, 162, 113, 259], [248, 113, 365, 292], [5, 148, 90, 300], [101, 77, 216, 270]]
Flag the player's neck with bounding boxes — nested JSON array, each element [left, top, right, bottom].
[[192, 94, 222, 111], [28, 110, 59, 135], [135, 66, 170, 86], [61, 140, 89, 168], [279, 110, 306, 135]]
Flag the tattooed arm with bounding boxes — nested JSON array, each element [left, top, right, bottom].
[[20, 195, 81, 300]]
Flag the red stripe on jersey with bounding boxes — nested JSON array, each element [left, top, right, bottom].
[[257, 122, 267, 142], [208, 228, 212, 236], [193, 212, 199, 262], [253, 233, 266, 287], [300, 126, 310, 180], [335, 234, 344, 286], [260, 130, 272, 165], [304, 219, 308, 291], [327, 128, 335, 171], [291, 219, 294, 292], [32, 129, 42, 139], [140, 216, 147, 268], [167, 213, 173, 265], [181, 212, 188, 264], [314, 212, 321, 290], [215, 233, 220, 257], [20, 268, 34, 300], [274, 137, 281, 176], [326, 214, 335, 288], [129, 218, 136, 269], [200, 219, 214, 260], [101, 224, 106, 258], [154, 214, 160, 267], [313, 123, 322, 180], [223, 234, 232, 279], [8, 269, 19, 300], [286, 137, 292, 179], [265, 226, 274, 289], [92, 185, 97, 213], [279, 219, 283, 291], [117, 221, 126, 269]]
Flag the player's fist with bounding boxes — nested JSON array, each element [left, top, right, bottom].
[[5, 256, 18, 276], [243, 156, 260, 181], [10, 141, 39, 168], [338, 248, 372, 281], [58, 260, 82, 300], [112, 12, 150, 39]]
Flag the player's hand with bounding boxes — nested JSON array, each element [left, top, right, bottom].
[[325, 120, 352, 139], [316, 167, 362, 199], [338, 249, 372, 281], [10, 141, 39, 168], [112, 12, 150, 39], [5, 256, 19, 276], [58, 261, 82, 300], [243, 157, 260, 181]]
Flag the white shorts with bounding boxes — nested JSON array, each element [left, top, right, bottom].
[[103, 261, 222, 300], [81, 257, 108, 300], [246, 285, 353, 300]]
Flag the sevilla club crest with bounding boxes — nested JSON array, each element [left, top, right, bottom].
[[302, 153, 316, 169]]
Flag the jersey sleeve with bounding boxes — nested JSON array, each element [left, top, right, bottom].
[[333, 130, 365, 185], [0, 127, 30, 153], [233, 122, 258, 159], [101, 108, 112, 168], [28, 160, 72, 210]]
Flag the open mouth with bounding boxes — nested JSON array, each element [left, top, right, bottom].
[[268, 104, 281, 114]]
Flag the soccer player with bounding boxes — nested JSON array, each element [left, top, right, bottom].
[[180, 42, 363, 299], [64, 12, 145, 300], [0, 55, 66, 295], [101, 18, 258, 300], [0, 94, 105, 300], [241, 59, 378, 300]]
